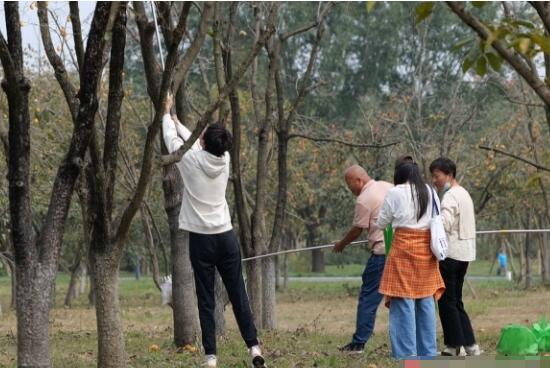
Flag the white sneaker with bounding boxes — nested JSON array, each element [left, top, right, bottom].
[[441, 345, 461, 356], [249, 345, 266, 368], [465, 344, 482, 356], [204, 354, 217, 367]]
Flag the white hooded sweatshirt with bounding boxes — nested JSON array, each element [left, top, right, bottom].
[[162, 114, 232, 234]]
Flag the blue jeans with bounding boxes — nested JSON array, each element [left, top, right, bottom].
[[351, 254, 385, 345], [389, 297, 437, 359]]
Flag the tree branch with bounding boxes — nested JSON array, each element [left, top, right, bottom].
[[223, 2, 252, 254], [268, 2, 333, 253], [115, 2, 194, 249], [446, 2, 550, 108], [172, 2, 213, 91], [103, 3, 128, 222], [2, 2, 36, 262], [37, 2, 79, 120], [288, 133, 400, 149], [280, 22, 319, 42], [69, 2, 85, 71], [479, 145, 550, 172], [529, 2, 550, 36], [160, 3, 281, 166], [134, 1, 162, 100], [0, 31, 16, 85], [38, 2, 113, 262]]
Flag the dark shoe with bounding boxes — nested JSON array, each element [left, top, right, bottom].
[[250, 346, 266, 368], [338, 342, 365, 354], [252, 355, 266, 368]]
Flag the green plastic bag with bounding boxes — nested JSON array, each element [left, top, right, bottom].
[[497, 324, 539, 356], [531, 318, 550, 353], [383, 224, 393, 255]]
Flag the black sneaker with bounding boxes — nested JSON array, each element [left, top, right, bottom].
[[338, 342, 365, 354], [250, 346, 266, 368], [252, 355, 266, 368]]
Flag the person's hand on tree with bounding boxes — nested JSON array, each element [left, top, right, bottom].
[[164, 93, 173, 114]]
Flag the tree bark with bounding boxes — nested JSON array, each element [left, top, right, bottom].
[[311, 249, 325, 273], [134, 1, 212, 348], [283, 254, 289, 290], [214, 271, 227, 336], [245, 260, 263, 330], [261, 257, 277, 329], [64, 253, 82, 307], [91, 252, 126, 368], [525, 231, 532, 288], [1, 3, 112, 366], [9, 259, 16, 309], [171, 226, 199, 346], [141, 207, 161, 290], [15, 263, 55, 368]]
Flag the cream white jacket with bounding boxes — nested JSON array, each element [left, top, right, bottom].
[[162, 114, 232, 234], [441, 186, 476, 262]]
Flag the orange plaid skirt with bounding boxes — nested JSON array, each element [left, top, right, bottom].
[[379, 228, 445, 306]]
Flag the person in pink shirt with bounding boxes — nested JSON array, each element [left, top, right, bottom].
[[333, 164, 393, 353]]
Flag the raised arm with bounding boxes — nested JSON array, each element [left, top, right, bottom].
[[162, 94, 201, 154], [162, 113, 184, 154]]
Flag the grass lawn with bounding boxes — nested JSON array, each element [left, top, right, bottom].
[[0, 274, 549, 367]]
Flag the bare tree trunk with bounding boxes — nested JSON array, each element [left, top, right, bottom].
[[262, 257, 277, 329], [79, 263, 87, 295], [518, 235, 525, 284], [311, 250, 325, 273], [91, 252, 126, 368], [16, 263, 56, 367], [8, 259, 15, 309], [65, 266, 79, 307], [169, 211, 199, 346], [141, 207, 161, 290], [525, 231, 532, 288], [308, 225, 324, 273], [1, 4, 112, 366], [50, 279, 57, 309], [65, 253, 82, 307], [504, 238, 518, 280], [246, 260, 263, 330], [275, 256, 280, 291], [214, 271, 227, 336], [538, 244, 542, 278], [283, 254, 289, 290], [88, 270, 96, 306]]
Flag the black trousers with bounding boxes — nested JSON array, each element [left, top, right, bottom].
[[437, 258, 476, 348], [189, 230, 258, 355]]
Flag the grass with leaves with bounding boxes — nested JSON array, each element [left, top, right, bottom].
[[0, 272, 549, 367]]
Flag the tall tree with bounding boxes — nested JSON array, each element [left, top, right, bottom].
[[0, 2, 112, 366]]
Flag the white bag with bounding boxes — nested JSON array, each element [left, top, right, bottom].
[[429, 187, 448, 261], [160, 275, 173, 306]]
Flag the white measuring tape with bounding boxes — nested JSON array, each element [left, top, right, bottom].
[[150, 2, 165, 70], [241, 229, 550, 263]]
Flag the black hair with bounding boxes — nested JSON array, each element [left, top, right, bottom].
[[394, 161, 429, 221], [429, 157, 457, 178], [395, 155, 414, 169], [203, 122, 233, 157]]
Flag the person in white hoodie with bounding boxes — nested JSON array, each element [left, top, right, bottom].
[[162, 95, 265, 368]]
